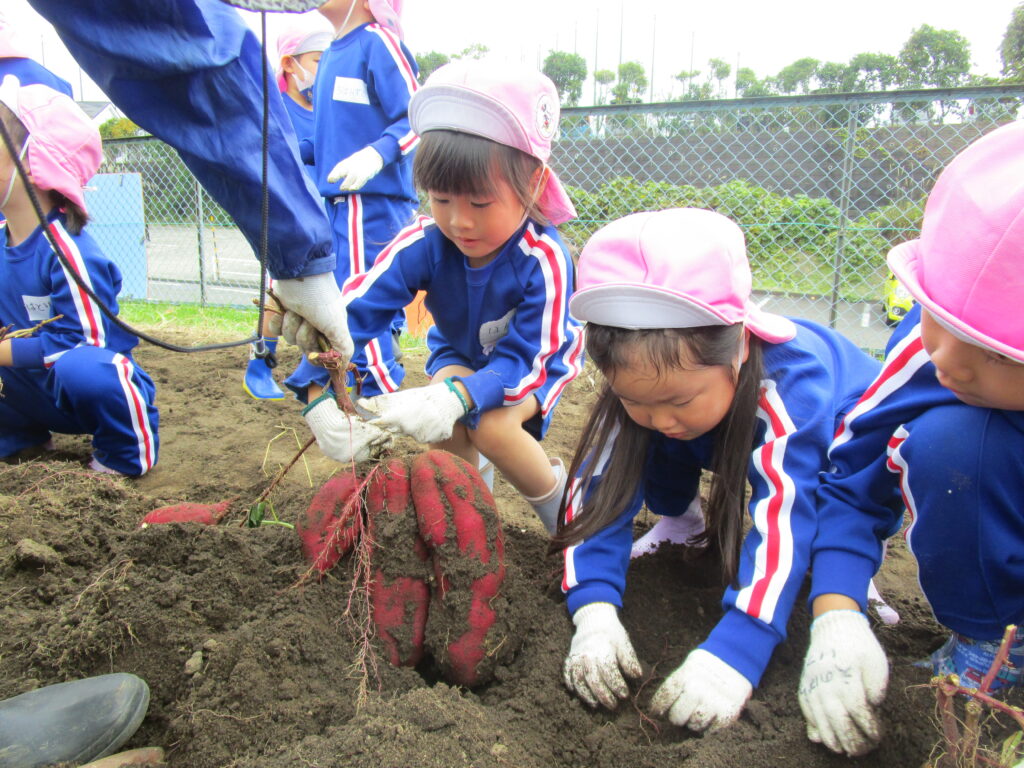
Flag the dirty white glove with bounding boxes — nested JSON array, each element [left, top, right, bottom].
[[268, 272, 353, 361], [798, 610, 887, 757], [327, 146, 384, 192], [357, 381, 468, 444], [563, 602, 642, 709], [302, 391, 393, 462], [650, 649, 752, 732]]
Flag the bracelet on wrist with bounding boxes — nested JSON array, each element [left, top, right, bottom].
[[444, 377, 471, 415]]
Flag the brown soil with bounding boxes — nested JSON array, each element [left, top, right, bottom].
[[0, 332, 1017, 767]]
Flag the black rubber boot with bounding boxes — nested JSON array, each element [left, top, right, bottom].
[[0, 673, 149, 768]]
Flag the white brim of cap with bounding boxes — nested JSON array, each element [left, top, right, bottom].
[[569, 283, 797, 342], [409, 85, 527, 154], [570, 284, 729, 330], [889, 239, 1024, 363]]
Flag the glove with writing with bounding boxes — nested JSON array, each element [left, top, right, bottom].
[[798, 609, 887, 757]]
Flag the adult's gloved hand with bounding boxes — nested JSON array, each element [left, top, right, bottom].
[[303, 391, 393, 462], [798, 610, 888, 757], [268, 272, 354, 362], [563, 602, 642, 709], [327, 146, 384, 192], [650, 649, 752, 732], [357, 381, 469, 444]]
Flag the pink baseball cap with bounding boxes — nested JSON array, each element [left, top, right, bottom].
[[570, 208, 797, 342], [888, 121, 1024, 363], [275, 15, 332, 92], [367, 0, 404, 39], [0, 75, 102, 216], [408, 59, 577, 225]]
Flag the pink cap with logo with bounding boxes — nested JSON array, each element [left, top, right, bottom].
[[275, 14, 332, 92], [408, 59, 577, 225], [569, 208, 796, 342], [367, 0, 404, 39], [888, 121, 1024, 363], [0, 75, 102, 216]]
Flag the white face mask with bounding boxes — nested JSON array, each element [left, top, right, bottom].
[[291, 62, 316, 93], [1, 141, 29, 211]]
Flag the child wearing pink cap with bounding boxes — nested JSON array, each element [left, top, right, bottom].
[[283, 0, 418, 407], [554, 208, 882, 749], [303, 59, 583, 529], [808, 121, 1024, 755], [0, 77, 158, 477], [242, 13, 332, 402]]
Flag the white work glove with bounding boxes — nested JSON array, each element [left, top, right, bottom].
[[357, 381, 468, 444], [269, 272, 354, 361], [563, 602, 642, 709], [327, 146, 384, 192], [798, 610, 888, 757], [302, 391, 393, 462], [650, 649, 752, 732]]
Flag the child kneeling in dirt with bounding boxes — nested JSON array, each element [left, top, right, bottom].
[[553, 209, 883, 751], [0, 76, 159, 476], [290, 60, 583, 533], [809, 121, 1024, 755]]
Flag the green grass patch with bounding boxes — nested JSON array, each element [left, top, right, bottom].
[[119, 299, 429, 350], [120, 300, 257, 338]]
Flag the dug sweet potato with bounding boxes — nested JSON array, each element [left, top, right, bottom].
[[296, 471, 362, 575]]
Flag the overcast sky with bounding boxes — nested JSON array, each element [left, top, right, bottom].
[[6, 0, 1021, 103]]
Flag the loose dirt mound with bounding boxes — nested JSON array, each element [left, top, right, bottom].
[[0, 333, 1015, 767]]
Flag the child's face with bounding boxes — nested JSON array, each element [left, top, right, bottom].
[[427, 177, 527, 265], [608, 354, 739, 441], [921, 309, 1024, 410]]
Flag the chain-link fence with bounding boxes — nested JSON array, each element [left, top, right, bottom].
[[93, 84, 1023, 350]]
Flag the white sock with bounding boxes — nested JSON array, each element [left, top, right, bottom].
[[631, 494, 706, 559], [523, 458, 566, 535], [868, 578, 900, 625], [478, 455, 494, 492]]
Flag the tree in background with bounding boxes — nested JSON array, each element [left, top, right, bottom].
[[413, 45, 488, 84], [610, 61, 648, 104], [1001, 2, 1024, 82], [542, 51, 587, 106], [415, 51, 449, 83], [593, 69, 615, 105], [897, 24, 971, 89], [99, 117, 141, 139], [773, 57, 819, 94], [735, 67, 771, 97]]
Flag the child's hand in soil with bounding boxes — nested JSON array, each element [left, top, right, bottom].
[[797, 610, 887, 757], [358, 381, 469, 444], [563, 602, 642, 709], [303, 391, 393, 462], [650, 649, 752, 732]]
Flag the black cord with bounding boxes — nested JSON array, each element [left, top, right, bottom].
[[0, 37, 282, 356]]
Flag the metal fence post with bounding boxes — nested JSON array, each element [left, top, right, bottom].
[[196, 178, 206, 307], [828, 109, 859, 329]]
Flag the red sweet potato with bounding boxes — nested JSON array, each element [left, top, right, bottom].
[[296, 471, 362, 574], [140, 499, 232, 528], [410, 450, 505, 687], [365, 458, 431, 667]]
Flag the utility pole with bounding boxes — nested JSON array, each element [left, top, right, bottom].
[[618, 0, 624, 71], [593, 9, 599, 105], [649, 15, 656, 102], [688, 31, 695, 93]]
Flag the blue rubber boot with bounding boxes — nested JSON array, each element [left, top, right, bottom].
[[0, 673, 149, 768], [243, 338, 284, 400]]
